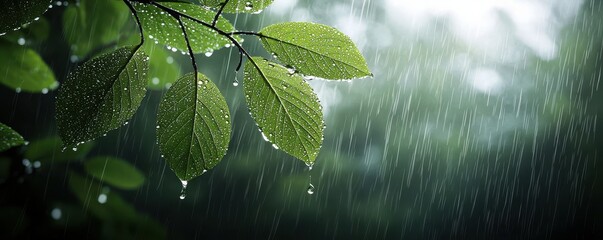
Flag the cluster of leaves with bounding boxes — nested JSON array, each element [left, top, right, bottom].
[[0, 128, 163, 238], [0, 0, 371, 185]]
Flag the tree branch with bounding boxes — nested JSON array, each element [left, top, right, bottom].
[[151, 2, 263, 77]]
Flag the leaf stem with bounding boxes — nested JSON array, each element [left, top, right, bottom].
[[123, 0, 145, 48], [174, 15, 199, 81], [212, 0, 230, 27], [228, 31, 262, 37]]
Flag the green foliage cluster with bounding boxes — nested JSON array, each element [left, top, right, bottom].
[[0, 0, 370, 185]]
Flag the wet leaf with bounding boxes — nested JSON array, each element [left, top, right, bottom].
[[0, 122, 25, 152], [62, 0, 129, 56], [24, 137, 94, 163], [134, 2, 239, 54], [144, 43, 181, 90], [260, 22, 371, 80], [84, 156, 145, 190], [157, 73, 231, 181], [200, 0, 274, 13], [244, 57, 323, 164], [113, 28, 181, 90], [0, 41, 57, 93], [0, 0, 51, 36], [56, 46, 148, 147], [68, 172, 137, 221], [1, 17, 51, 43]]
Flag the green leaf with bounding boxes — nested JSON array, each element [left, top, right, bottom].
[[200, 0, 274, 13], [62, 0, 129, 56], [24, 137, 94, 163], [0, 122, 25, 152], [68, 172, 138, 221], [56, 46, 149, 147], [134, 2, 239, 54], [114, 32, 181, 90], [157, 73, 231, 181], [0, 0, 51, 35], [1, 17, 51, 43], [0, 41, 58, 93], [84, 156, 145, 190], [259, 22, 371, 80], [145, 43, 181, 90], [244, 57, 323, 164]]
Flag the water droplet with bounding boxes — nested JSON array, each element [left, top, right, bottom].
[[306, 162, 314, 171], [179, 180, 188, 199], [152, 77, 160, 85], [97, 193, 107, 204], [72, 147, 77, 151], [244, 1, 253, 10], [233, 77, 239, 87], [307, 183, 315, 195], [205, 51, 213, 57], [17, 37, 25, 46], [261, 132, 270, 141], [41, 88, 48, 94], [272, 144, 279, 149], [51, 208, 62, 220]]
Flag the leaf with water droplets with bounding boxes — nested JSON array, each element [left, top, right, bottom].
[[24, 137, 94, 163], [260, 22, 371, 80], [0, 41, 57, 93], [0, 0, 51, 35], [144, 43, 181, 90], [84, 156, 145, 190], [244, 57, 323, 164], [2, 17, 50, 43], [157, 73, 231, 181], [56, 46, 149, 147], [200, 0, 273, 13], [0, 122, 25, 152], [116, 31, 181, 90], [133, 2, 240, 54], [62, 0, 129, 57]]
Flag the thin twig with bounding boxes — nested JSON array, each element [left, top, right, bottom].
[[173, 14, 199, 81], [236, 48, 243, 71], [212, 0, 230, 27], [151, 2, 263, 75], [228, 31, 262, 37]]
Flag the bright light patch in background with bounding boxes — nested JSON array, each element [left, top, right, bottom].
[[469, 68, 503, 94], [51, 208, 62, 220], [384, 0, 585, 61]]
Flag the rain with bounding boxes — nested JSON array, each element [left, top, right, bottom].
[[0, 0, 602, 239]]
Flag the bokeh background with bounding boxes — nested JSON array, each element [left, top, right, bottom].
[[1, 0, 603, 239]]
